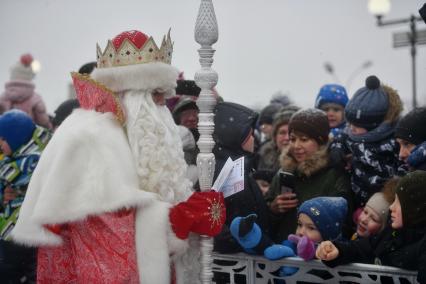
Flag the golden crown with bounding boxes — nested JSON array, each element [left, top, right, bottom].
[[96, 30, 173, 68]]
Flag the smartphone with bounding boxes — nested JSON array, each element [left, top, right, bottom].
[[279, 170, 295, 194]]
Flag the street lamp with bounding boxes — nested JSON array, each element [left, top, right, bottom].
[[368, 0, 424, 108]]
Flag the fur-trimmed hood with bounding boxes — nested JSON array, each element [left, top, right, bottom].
[[280, 144, 330, 177], [383, 84, 403, 124], [91, 62, 179, 95]]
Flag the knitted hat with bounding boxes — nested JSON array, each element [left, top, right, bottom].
[[271, 105, 300, 139], [172, 96, 199, 125], [288, 108, 330, 145], [298, 197, 348, 241], [258, 103, 282, 125], [345, 75, 389, 130], [396, 170, 426, 227], [315, 84, 349, 109], [10, 54, 35, 81], [395, 107, 426, 145], [52, 99, 81, 128], [0, 110, 36, 153], [365, 192, 390, 229]]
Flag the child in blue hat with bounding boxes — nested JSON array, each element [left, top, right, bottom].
[[0, 110, 51, 283], [315, 84, 349, 138], [230, 196, 348, 262]]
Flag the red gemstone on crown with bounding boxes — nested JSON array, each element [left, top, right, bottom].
[[112, 30, 149, 49]]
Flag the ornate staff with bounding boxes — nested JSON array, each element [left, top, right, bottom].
[[194, 0, 219, 282]]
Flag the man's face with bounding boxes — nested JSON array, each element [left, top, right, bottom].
[[179, 108, 198, 129]]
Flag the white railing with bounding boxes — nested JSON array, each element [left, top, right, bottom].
[[212, 253, 418, 284]]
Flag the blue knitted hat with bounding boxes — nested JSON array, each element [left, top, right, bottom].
[[315, 84, 349, 109], [298, 197, 347, 241], [345, 75, 389, 130], [0, 110, 35, 153]]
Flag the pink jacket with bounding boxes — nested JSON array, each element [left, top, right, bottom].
[[0, 80, 52, 129]]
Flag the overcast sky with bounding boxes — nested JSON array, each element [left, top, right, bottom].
[[1, 0, 425, 114]]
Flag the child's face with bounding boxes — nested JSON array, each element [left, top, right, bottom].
[[0, 139, 12, 156], [349, 124, 368, 135], [396, 138, 416, 163], [296, 213, 323, 243], [356, 206, 383, 237], [320, 103, 344, 129], [289, 132, 320, 163], [390, 194, 403, 229]]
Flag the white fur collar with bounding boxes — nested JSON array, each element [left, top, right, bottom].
[[91, 62, 179, 93], [12, 109, 158, 246]]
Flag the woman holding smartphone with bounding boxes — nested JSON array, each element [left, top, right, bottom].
[[264, 109, 354, 243]]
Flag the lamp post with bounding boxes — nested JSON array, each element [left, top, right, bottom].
[[368, 0, 424, 108]]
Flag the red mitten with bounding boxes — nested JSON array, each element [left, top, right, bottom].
[[169, 191, 226, 239]]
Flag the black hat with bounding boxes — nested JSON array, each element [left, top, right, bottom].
[[258, 103, 282, 126], [52, 99, 80, 128], [288, 108, 330, 145], [396, 170, 426, 227], [345, 75, 389, 130], [175, 80, 201, 97], [395, 107, 426, 145], [78, 62, 97, 75]]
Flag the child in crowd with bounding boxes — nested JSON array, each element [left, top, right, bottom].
[[314, 83, 349, 138], [230, 196, 348, 262], [0, 110, 51, 283], [0, 54, 51, 129], [395, 107, 426, 171], [330, 75, 403, 209], [316, 171, 426, 284], [352, 192, 390, 240], [212, 102, 271, 254]]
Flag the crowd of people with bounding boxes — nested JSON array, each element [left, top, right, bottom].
[[0, 19, 426, 284]]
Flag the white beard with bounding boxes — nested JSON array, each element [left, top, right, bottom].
[[122, 90, 193, 204]]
